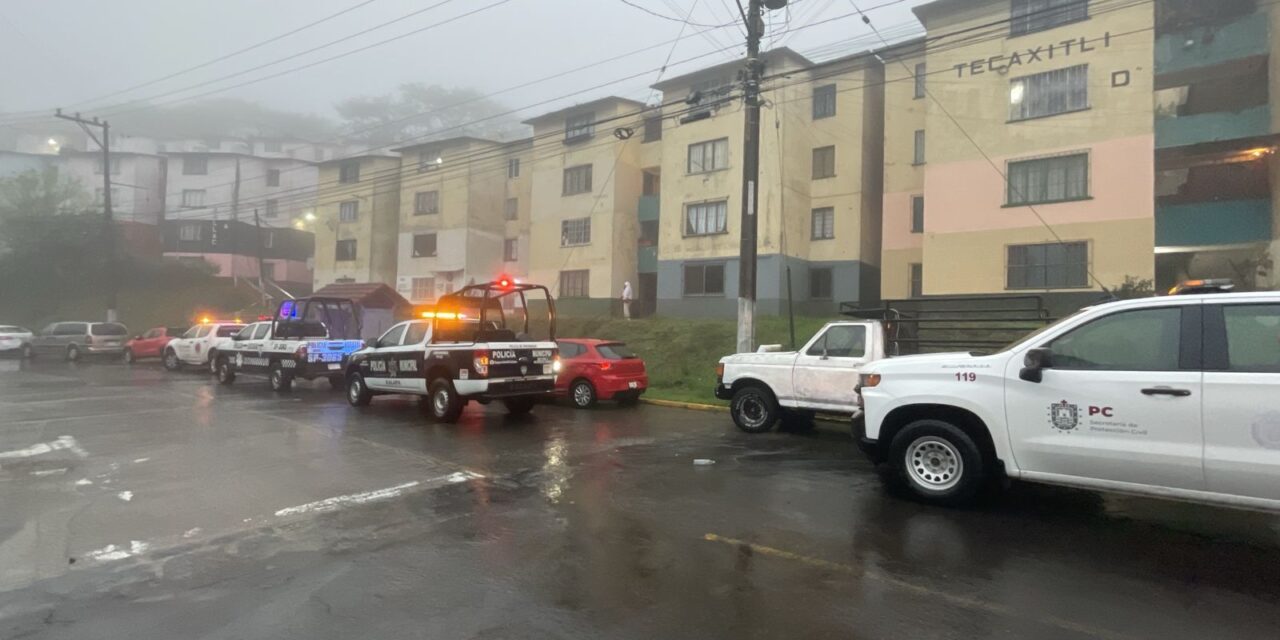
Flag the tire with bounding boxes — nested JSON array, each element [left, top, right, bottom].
[[163, 349, 182, 371], [730, 385, 779, 433], [347, 373, 372, 406], [569, 379, 596, 409], [66, 344, 80, 362], [503, 397, 536, 415], [269, 364, 293, 393], [216, 357, 236, 385], [122, 348, 135, 364], [781, 409, 817, 432], [207, 350, 219, 374], [427, 378, 464, 423], [888, 419, 986, 507]]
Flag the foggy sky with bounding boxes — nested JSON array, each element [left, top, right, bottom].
[[0, 0, 928, 126]]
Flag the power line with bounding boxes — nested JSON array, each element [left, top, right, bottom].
[[616, 0, 733, 28]]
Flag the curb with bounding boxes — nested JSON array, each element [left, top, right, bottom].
[[640, 398, 728, 413]]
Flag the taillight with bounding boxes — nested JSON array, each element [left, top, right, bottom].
[[473, 350, 490, 377], [597, 361, 611, 371], [715, 362, 725, 379]]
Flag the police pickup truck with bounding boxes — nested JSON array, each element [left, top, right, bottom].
[[345, 278, 560, 423], [857, 280, 1280, 511], [214, 297, 365, 392]]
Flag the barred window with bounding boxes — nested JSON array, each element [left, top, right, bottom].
[[563, 164, 593, 195], [812, 146, 836, 179], [178, 223, 202, 241], [809, 268, 833, 299], [1007, 241, 1088, 289], [1007, 153, 1089, 205], [811, 207, 835, 240], [411, 277, 435, 301], [559, 270, 590, 297], [561, 217, 591, 246], [339, 201, 359, 222], [683, 263, 725, 296], [1009, 65, 1088, 121], [685, 200, 727, 237], [181, 189, 205, 208], [1011, 0, 1089, 37], [565, 113, 594, 142]]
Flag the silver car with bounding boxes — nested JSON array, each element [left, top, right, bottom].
[[30, 321, 130, 361], [0, 325, 34, 358]]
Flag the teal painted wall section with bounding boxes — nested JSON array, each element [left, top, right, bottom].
[[1155, 15, 1268, 76], [638, 195, 660, 222], [1156, 199, 1273, 246], [638, 246, 657, 273], [1155, 106, 1271, 148]]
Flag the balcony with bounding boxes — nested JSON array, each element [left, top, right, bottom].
[[638, 195, 660, 222], [1156, 198, 1273, 247], [637, 246, 657, 273], [1156, 12, 1268, 76], [1155, 106, 1271, 149]]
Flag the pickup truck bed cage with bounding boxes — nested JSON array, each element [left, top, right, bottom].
[[840, 294, 1055, 355]]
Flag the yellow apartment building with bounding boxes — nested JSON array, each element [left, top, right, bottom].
[[647, 47, 885, 316], [390, 136, 532, 304], [311, 154, 401, 288], [523, 97, 647, 315], [880, 37, 928, 300]]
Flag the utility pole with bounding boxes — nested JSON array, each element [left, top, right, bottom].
[[231, 158, 241, 285], [735, 0, 763, 353], [55, 109, 118, 323], [253, 207, 269, 308]]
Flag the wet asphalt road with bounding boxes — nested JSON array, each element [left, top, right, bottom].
[[2, 358, 1280, 639]]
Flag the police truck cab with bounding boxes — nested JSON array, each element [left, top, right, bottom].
[[856, 281, 1280, 512], [215, 297, 365, 392], [345, 278, 560, 423]]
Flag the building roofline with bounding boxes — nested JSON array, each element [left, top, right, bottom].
[[317, 153, 400, 165], [521, 96, 649, 125], [651, 47, 812, 91], [391, 135, 501, 153], [913, 0, 998, 22]]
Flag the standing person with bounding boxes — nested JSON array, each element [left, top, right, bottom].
[[621, 280, 634, 320]]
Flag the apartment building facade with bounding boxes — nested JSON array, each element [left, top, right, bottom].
[[390, 136, 532, 304], [311, 154, 401, 288]]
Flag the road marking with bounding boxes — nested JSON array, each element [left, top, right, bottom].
[[85, 540, 149, 563], [0, 435, 88, 462], [117, 491, 134, 502], [273, 471, 486, 518], [702, 533, 1134, 640]]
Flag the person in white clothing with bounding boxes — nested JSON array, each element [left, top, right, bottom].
[[621, 281, 633, 320]]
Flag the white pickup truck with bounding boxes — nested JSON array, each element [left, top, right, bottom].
[[715, 320, 888, 433], [857, 284, 1280, 511]]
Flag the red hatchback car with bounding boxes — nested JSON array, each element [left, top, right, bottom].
[[555, 339, 648, 408], [123, 326, 186, 363]]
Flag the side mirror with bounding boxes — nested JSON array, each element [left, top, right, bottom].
[[1019, 347, 1052, 383]]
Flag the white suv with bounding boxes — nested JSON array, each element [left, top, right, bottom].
[[857, 289, 1280, 511], [164, 322, 246, 373]]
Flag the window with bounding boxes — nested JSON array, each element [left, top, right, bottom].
[[505, 197, 518, 220], [1221, 304, 1280, 372], [183, 156, 208, 175], [414, 191, 439, 215], [643, 115, 663, 142], [339, 201, 359, 222], [377, 324, 407, 348], [194, 325, 212, 338], [412, 277, 435, 301], [265, 141, 283, 153], [563, 164, 593, 195], [688, 138, 729, 173], [1009, 64, 1088, 121], [178, 223, 202, 242], [685, 200, 728, 236], [913, 130, 926, 165], [811, 207, 835, 240], [419, 151, 441, 172], [914, 62, 927, 98], [597, 343, 637, 359], [643, 171, 661, 196], [1011, 0, 1089, 37], [909, 263, 923, 297], [1049, 307, 1181, 371], [252, 323, 272, 340], [561, 217, 591, 246], [263, 230, 275, 249], [338, 161, 360, 183], [507, 158, 520, 178], [565, 113, 595, 142], [404, 321, 430, 345], [812, 84, 837, 119], [809, 268, 833, 299], [266, 169, 280, 187], [1007, 153, 1089, 205], [504, 238, 518, 261], [806, 325, 866, 357], [1007, 241, 1088, 289], [683, 263, 725, 296], [95, 157, 121, 175], [911, 195, 924, 233], [556, 341, 584, 358], [559, 270, 590, 298], [412, 233, 437, 258], [264, 199, 279, 219], [335, 239, 357, 261], [812, 146, 836, 179], [181, 189, 205, 208]]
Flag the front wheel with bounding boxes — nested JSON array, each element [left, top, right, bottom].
[[216, 358, 236, 385], [66, 344, 80, 362], [347, 373, 372, 406], [888, 419, 986, 507], [207, 350, 219, 374], [730, 385, 779, 433], [503, 397, 536, 415], [269, 364, 293, 393], [163, 349, 181, 371], [427, 378, 464, 423]]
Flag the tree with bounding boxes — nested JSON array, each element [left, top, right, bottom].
[[0, 167, 90, 223], [104, 98, 337, 141], [334, 83, 522, 146]]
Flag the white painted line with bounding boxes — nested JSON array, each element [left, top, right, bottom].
[[116, 491, 133, 502], [85, 540, 149, 563], [30, 468, 68, 477], [132, 457, 150, 464], [75, 478, 93, 486], [274, 481, 421, 518], [447, 470, 485, 483], [0, 435, 88, 461]]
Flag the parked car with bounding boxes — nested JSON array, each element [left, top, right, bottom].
[[0, 325, 34, 358], [856, 281, 1280, 511], [123, 326, 187, 363], [556, 339, 647, 408], [30, 321, 129, 361], [163, 322, 245, 372]]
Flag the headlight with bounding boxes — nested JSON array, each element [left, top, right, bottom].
[[859, 373, 881, 388], [551, 357, 562, 373]]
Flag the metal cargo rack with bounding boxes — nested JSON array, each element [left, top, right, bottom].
[[839, 294, 1057, 355]]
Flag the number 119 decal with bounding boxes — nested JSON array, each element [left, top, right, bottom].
[[955, 372, 977, 382]]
